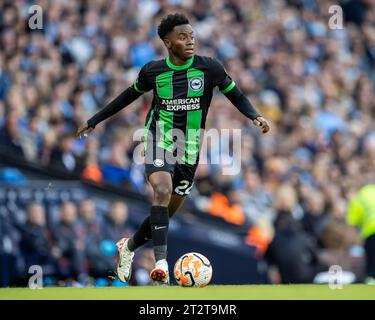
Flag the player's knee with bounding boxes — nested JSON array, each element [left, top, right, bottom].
[[153, 184, 172, 204]]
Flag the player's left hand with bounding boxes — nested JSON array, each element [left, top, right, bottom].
[[253, 116, 270, 134]]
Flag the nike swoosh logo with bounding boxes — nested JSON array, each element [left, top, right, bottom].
[[157, 83, 168, 88], [154, 226, 166, 230]]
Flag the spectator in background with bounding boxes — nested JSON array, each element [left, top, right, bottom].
[[50, 133, 83, 173], [82, 154, 103, 184], [319, 219, 364, 281], [100, 140, 131, 187], [301, 189, 328, 240], [100, 200, 134, 280], [206, 190, 246, 226], [78, 199, 113, 278], [102, 200, 133, 243], [20, 203, 56, 278], [238, 170, 274, 225], [0, 112, 24, 156], [0, 208, 20, 287], [81, 137, 103, 183], [265, 184, 327, 283], [19, 115, 42, 162], [52, 201, 88, 284], [39, 129, 57, 166], [347, 184, 375, 283]]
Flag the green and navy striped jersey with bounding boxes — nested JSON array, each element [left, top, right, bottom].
[[134, 55, 236, 165]]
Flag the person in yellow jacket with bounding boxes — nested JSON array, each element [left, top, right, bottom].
[[347, 184, 375, 283]]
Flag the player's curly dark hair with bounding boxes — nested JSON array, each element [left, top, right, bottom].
[[157, 13, 190, 40]]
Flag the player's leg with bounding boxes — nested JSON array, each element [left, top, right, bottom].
[[148, 163, 195, 284], [147, 171, 173, 262], [146, 171, 174, 284], [116, 131, 174, 283], [168, 193, 186, 217], [126, 156, 190, 253], [116, 170, 173, 283], [124, 194, 185, 258], [116, 159, 195, 284], [126, 165, 191, 251]]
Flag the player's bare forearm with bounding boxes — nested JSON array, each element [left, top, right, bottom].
[[224, 86, 270, 134]]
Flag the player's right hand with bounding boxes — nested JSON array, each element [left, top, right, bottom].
[[76, 124, 94, 139]]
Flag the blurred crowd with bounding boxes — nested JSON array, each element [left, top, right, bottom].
[[1, 196, 157, 287], [1, 0, 375, 284]]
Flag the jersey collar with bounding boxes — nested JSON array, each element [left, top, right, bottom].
[[166, 55, 195, 70]]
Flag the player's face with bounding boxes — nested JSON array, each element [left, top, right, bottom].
[[165, 24, 195, 60]]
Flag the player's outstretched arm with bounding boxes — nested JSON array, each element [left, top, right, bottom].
[[210, 58, 270, 134], [76, 87, 143, 139], [76, 63, 152, 139], [224, 86, 270, 134]]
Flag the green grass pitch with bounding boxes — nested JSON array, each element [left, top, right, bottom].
[[0, 285, 374, 300]]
